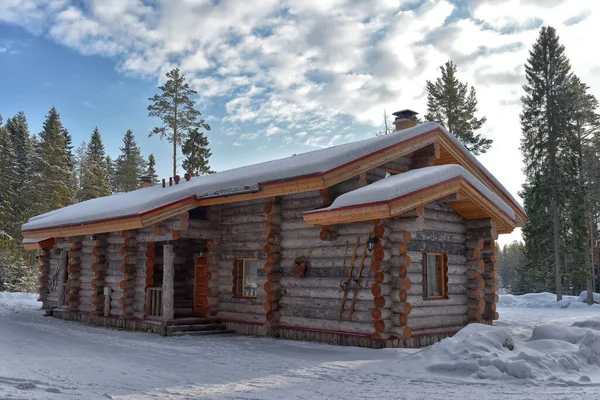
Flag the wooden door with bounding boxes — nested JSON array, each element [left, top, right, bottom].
[[193, 253, 211, 317]]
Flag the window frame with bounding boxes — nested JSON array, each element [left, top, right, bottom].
[[422, 252, 449, 300], [232, 258, 259, 299]]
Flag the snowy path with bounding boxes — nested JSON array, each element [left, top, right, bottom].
[[2, 293, 600, 400]]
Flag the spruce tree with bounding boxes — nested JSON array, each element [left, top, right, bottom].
[[146, 154, 159, 185], [182, 127, 212, 176], [520, 26, 574, 300], [115, 130, 146, 192], [79, 127, 110, 201], [4, 113, 31, 237], [148, 68, 211, 176], [425, 61, 491, 154], [0, 116, 16, 234], [106, 155, 117, 194], [5, 112, 30, 187], [29, 107, 75, 216], [74, 141, 87, 201]]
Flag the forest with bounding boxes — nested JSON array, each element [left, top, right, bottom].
[[1, 26, 599, 299]]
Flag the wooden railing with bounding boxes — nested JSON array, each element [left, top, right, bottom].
[[146, 287, 163, 319]]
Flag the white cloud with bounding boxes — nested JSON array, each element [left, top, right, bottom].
[[2, 0, 600, 245]]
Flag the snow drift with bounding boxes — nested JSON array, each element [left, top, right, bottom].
[[384, 318, 600, 385], [499, 292, 600, 309]]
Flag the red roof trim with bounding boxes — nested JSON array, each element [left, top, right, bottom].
[[303, 176, 517, 225], [22, 196, 196, 235], [303, 177, 461, 215]]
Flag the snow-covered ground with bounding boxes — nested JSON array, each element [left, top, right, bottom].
[[2, 292, 600, 399]]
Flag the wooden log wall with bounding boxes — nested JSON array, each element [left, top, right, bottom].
[[212, 198, 269, 332], [132, 242, 153, 319], [82, 236, 106, 315], [401, 201, 471, 338], [464, 219, 500, 322], [278, 190, 378, 338], [38, 247, 51, 308], [65, 237, 82, 313], [74, 236, 96, 314], [264, 197, 282, 335], [373, 215, 414, 341], [119, 233, 137, 319], [102, 232, 127, 317], [46, 245, 64, 308]]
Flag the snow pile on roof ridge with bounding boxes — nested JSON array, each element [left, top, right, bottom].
[[375, 318, 600, 385], [305, 164, 515, 220], [499, 292, 600, 309]]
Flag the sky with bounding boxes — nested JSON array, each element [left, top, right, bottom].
[[1, 0, 599, 245]]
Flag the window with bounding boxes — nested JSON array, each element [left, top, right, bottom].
[[422, 253, 448, 299], [233, 259, 260, 298]]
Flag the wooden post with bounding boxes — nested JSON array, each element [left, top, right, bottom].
[[104, 286, 111, 316], [57, 250, 68, 307], [162, 244, 175, 321]]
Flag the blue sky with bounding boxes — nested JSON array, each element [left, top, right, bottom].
[[1, 0, 599, 243]]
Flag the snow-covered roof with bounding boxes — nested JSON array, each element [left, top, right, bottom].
[[22, 237, 49, 244], [22, 122, 523, 235], [304, 164, 516, 220]]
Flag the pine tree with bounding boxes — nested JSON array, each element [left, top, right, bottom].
[[79, 127, 110, 201], [74, 141, 87, 201], [425, 61, 491, 154], [114, 130, 146, 192], [3, 113, 31, 237], [0, 115, 16, 234], [182, 127, 212, 176], [146, 154, 159, 185], [29, 107, 75, 216], [519, 26, 574, 300], [5, 112, 30, 187], [106, 155, 117, 194], [148, 68, 211, 176]]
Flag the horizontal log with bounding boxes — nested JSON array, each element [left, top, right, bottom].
[[281, 196, 324, 210], [388, 217, 424, 232], [408, 314, 468, 330], [279, 297, 374, 312], [217, 302, 265, 314], [409, 305, 468, 318], [403, 294, 468, 310], [279, 277, 371, 290], [281, 287, 374, 301], [280, 307, 374, 324], [279, 316, 375, 335], [410, 230, 466, 244], [217, 311, 268, 324], [408, 240, 465, 256]]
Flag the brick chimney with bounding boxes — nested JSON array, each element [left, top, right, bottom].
[[392, 109, 419, 131]]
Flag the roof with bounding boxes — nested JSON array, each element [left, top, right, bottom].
[[21, 122, 525, 238], [303, 165, 516, 232]]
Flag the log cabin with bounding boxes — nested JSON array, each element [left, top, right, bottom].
[[21, 110, 525, 348]]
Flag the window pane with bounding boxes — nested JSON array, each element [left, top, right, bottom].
[[244, 260, 260, 297], [427, 254, 440, 297]]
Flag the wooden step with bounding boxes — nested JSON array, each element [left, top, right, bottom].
[[167, 323, 225, 333], [169, 329, 236, 337], [167, 317, 222, 326]]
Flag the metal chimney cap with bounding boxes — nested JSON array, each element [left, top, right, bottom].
[[392, 109, 419, 119]]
